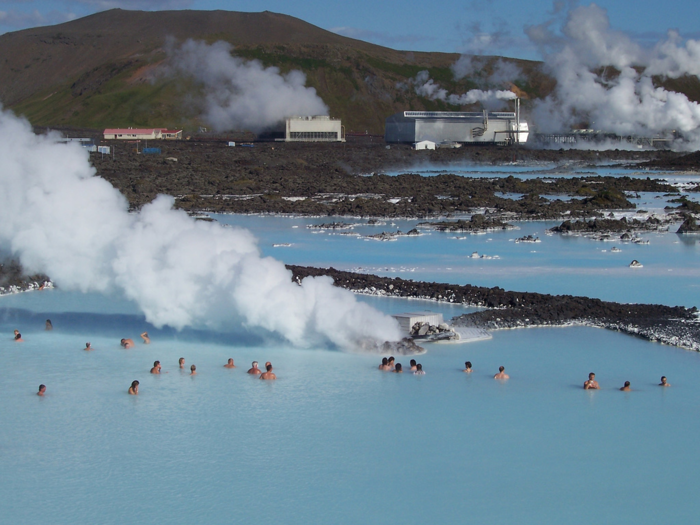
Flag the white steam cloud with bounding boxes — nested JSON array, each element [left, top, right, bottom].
[[404, 70, 516, 110], [0, 107, 401, 350], [528, 3, 700, 147], [167, 39, 328, 133], [451, 56, 523, 86]]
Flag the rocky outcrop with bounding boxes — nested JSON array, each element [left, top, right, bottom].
[[418, 214, 514, 232], [410, 322, 459, 341], [677, 215, 700, 233], [550, 216, 669, 234], [0, 259, 52, 296]]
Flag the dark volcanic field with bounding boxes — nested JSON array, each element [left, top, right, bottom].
[[88, 139, 699, 218], [288, 265, 700, 352], [5, 137, 700, 351]]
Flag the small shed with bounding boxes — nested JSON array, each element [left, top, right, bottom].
[[392, 312, 444, 334], [161, 130, 183, 140], [413, 140, 436, 150]]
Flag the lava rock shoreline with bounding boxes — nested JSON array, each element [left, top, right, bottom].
[[0, 260, 51, 296], [287, 265, 700, 352]]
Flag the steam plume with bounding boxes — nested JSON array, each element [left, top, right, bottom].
[[527, 3, 700, 147], [404, 70, 516, 110], [451, 56, 523, 86], [166, 39, 328, 133], [0, 107, 400, 350]]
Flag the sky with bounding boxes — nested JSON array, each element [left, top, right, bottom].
[[1, 0, 699, 61]]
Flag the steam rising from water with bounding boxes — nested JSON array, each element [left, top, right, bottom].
[[0, 108, 401, 350], [527, 3, 700, 147], [166, 39, 328, 133]]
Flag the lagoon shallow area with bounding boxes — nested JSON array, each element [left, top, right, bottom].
[[3, 288, 700, 524], [3, 164, 700, 524]]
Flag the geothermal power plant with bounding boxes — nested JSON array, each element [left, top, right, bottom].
[[385, 100, 528, 146]]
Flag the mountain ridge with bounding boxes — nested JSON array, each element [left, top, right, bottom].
[[0, 9, 554, 133]]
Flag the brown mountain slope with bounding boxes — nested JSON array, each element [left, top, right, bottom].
[[0, 9, 547, 133]]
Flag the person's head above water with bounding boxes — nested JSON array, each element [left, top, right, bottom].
[[266, 363, 273, 372], [589, 372, 596, 379], [416, 364, 423, 371], [465, 361, 472, 369], [499, 366, 505, 372], [410, 359, 417, 367], [382, 358, 388, 365], [191, 364, 196, 372], [179, 357, 185, 367], [252, 361, 258, 368], [394, 363, 402, 372], [38, 384, 46, 396]]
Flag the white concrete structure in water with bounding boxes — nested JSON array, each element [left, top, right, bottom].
[[385, 100, 529, 145], [392, 312, 444, 334], [413, 140, 436, 150], [285, 116, 344, 142]]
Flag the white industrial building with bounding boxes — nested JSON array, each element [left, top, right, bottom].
[[385, 102, 528, 145], [285, 116, 344, 142], [103, 128, 182, 140]]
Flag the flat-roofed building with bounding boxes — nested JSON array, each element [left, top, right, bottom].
[[385, 105, 528, 145], [285, 116, 344, 142], [103, 128, 183, 140], [161, 130, 183, 140]]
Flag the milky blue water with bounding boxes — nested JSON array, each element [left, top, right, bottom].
[[3, 165, 700, 524]]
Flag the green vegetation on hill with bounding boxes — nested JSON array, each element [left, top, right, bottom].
[[1, 9, 697, 135]]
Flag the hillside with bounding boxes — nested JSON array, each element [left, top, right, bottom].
[[0, 9, 550, 134]]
